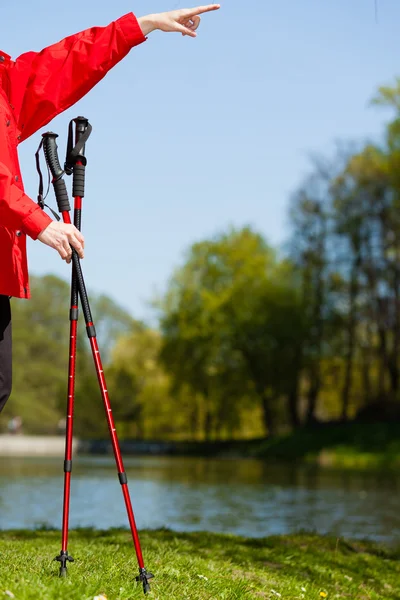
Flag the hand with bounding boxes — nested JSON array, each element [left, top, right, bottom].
[[138, 5, 220, 38], [38, 221, 85, 264]]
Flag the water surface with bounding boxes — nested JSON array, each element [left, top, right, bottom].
[[0, 455, 399, 543]]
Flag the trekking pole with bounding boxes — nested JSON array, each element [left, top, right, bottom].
[[51, 117, 91, 576], [41, 129, 154, 594]]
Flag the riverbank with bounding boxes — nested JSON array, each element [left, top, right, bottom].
[[250, 421, 400, 469], [2, 422, 399, 470], [81, 421, 400, 470], [0, 529, 398, 599], [0, 435, 78, 457]]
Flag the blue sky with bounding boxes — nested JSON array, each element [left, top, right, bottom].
[[2, 0, 399, 320]]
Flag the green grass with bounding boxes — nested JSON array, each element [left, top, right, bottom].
[[0, 529, 399, 599]]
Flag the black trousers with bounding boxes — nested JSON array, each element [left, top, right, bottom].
[[0, 295, 12, 413]]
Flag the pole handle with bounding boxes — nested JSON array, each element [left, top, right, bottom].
[[42, 132, 71, 213], [74, 116, 89, 155], [65, 116, 92, 198]]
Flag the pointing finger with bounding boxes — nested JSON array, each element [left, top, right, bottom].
[[185, 4, 220, 18]]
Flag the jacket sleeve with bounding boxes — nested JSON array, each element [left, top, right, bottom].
[[7, 13, 146, 142], [0, 161, 52, 238]]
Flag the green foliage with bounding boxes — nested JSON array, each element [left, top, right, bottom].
[[0, 529, 399, 599], [4, 275, 139, 437], [10, 275, 73, 433], [159, 227, 306, 437], [108, 327, 192, 439]]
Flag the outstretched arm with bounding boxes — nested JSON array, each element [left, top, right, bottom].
[[9, 13, 147, 142], [7, 6, 220, 142]]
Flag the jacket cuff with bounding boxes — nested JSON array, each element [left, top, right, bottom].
[[117, 12, 147, 48], [21, 204, 52, 240]]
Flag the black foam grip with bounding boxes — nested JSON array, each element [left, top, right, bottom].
[[43, 133, 63, 179], [53, 178, 71, 212], [73, 164, 86, 198], [75, 117, 88, 146], [72, 251, 94, 325]]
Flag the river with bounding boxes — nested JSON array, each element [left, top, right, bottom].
[[0, 455, 399, 543]]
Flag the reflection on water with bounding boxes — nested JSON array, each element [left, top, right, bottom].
[[0, 455, 399, 543]]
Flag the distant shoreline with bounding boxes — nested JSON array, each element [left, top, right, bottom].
[[0, 435, 78, 457], [2, 422, 400, 470], [0, 435, 257, 459]]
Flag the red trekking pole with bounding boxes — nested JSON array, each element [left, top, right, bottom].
[[39, 122, 154, 594]]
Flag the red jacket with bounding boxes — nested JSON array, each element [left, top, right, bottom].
[[0, 13, 146, 299]]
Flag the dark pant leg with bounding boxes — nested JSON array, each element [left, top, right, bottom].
[[0, 295, 12, 413]]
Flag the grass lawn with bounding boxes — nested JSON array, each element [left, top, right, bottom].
[[0, 529, 399, 599]]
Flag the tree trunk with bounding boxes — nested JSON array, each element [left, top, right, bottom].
[[361, 318, 373, 406], [305, 376, 320, 425], [378, 325, 389, 398], [300, 230, 325, 428], [341, 343, 354, 421], [202, 387, 213, 441], [361, 348, 372, 406], [364, 256, 386, 401], [341, 256, 359, 421], [239, 346, 276, 437], [378, 353, 386, 397], [190, 395, 199, 439], [287, 367, 301, 429], [204, 408, 213, 441], [388, 259, 400, 396], [288, 388, 300, 429], [387, 359, 399, 397], [305, 246, 325, 426], [261, 391, 276, 437]]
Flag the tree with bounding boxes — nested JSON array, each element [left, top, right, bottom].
[[10, 275, 74, 433], [159, 227, 307, 437], [6, 274, 141, 436], [108, 326, 192, 439], [289, 170, 333, 424]]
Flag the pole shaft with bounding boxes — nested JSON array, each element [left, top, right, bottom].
[[64, 214, 146, 571], [61, 210, 77, 553]]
